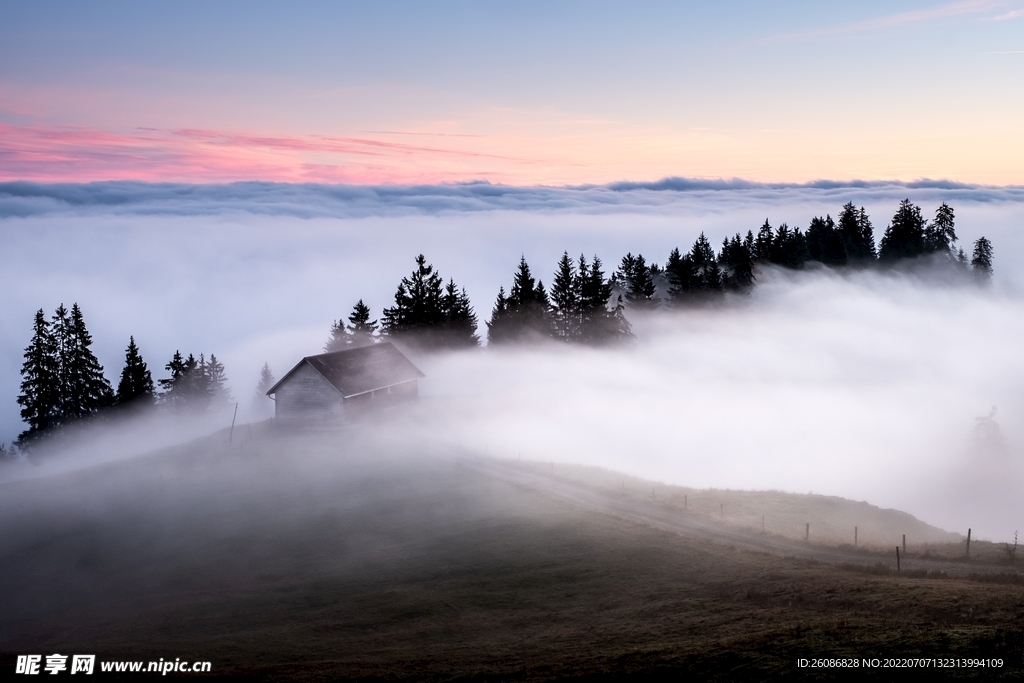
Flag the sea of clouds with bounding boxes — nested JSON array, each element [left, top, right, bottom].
[[2, 179, 1023, 538]]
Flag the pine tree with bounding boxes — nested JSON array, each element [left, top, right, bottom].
[[972, 237, 993, 281], [51, 304, 72, 417], [691, 233, 723, 290], [665, 247, 698, 303], [550, 252, 581, 342], [879, 199, 926, 262], [719, 233, 755, 290], [324, 319, 347, 353], [857, 207, 876, 260], [770, 224, 809, 269], [614, 253, 657, 308], [382, 255, 477, 349], [115, 336, 154, 406], [63, 303, 114, 419], [440, 279, 480, 347], [252, 362, 276, 418], [205, 354, 231, 407], [487, 257, 552, 344], [837, 203, 876, 262], [16, 309, 59, 445], [381, 254, 445, 345], [806, 215, 846, 266], [486, 286, 511, 342], [754, 220, 774, 262], [160, 351, 208, 410], [325, 299, 379, 352], [924, 202, 957, 254], [578, 255, 632, 344], [347, 299, 378, 348]]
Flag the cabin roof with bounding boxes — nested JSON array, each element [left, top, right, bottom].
[[267, 342, 425, 399]]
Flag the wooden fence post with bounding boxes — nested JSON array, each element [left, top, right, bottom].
[[966, 528, 972, 558], [896, 546, 901, 574], [903, 534, 906, 555]]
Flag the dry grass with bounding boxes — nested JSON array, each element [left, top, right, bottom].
[[1, 431, 1022, 680], [517, 459, 966, 548]]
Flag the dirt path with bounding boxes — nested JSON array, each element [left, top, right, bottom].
[[462, 456, 1024, 579]]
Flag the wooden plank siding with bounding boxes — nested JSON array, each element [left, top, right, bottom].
[[274, 362, 344, 419]]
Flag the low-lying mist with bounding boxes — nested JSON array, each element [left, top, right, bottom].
[[2, 181, 1023, 543], [405, 265, 1024, 541]]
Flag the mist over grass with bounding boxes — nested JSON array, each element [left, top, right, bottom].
[[411, 265, 1024, 540], [1, 180, 1022, 540]]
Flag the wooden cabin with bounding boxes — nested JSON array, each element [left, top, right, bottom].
[[266, 342, 424, 420]]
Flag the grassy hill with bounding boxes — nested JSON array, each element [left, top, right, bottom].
[[514, 460, 964, 547], [1, 426, 1022, 680]]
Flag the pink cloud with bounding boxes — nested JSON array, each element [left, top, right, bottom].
[[0, 123, 538, 184]]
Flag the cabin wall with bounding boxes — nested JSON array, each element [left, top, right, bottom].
[[274, 362, 343, 418], [341, 379, 419, 415]]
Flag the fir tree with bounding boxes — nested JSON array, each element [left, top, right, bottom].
[[440, 279, 480, 347], [972, 237, 993, 281], [115, 336, 154, 406], [857, 207, 876, 259], [550, 252, 581, 342], [614, 253, 657, 308], [665, 247, 698, 303], [382, 255, 477, 349], [769, 224, 809, 269], [381, 254, 445, 343], [205, 354, 231, 407], [252, 362, 276, 417], [324, 319, 347, 353], [488, 257, 552, 344], [924, 202, 957, 254], [754, 220, 774, 262], [805, 215, 847, 266], [879, 199, 926, 262], [325, 299, 379, 352], [486, 286, 511, 342], [837, 203, 876, 262], [347, 299, 378, 348], [719, 233, 755, 290], [690, 233, 723, 290], [63, 303, 114, 419], [160, 351, 210, 410], [578, 255, 631, 344], [16, 309, 59, 445]]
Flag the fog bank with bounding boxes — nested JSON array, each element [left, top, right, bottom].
[[1, 181, 1022, 539]]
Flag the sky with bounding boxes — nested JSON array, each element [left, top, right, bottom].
[[2, 0, 1023, 185]]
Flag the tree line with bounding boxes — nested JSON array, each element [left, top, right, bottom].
[[13, 304, 231, 451], [8, 198, 995, 454], [324, 198, 994, 351]]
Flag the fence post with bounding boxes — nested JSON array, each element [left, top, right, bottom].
[[966, 528, 972, 558], [229, 402, 238, 444], [896, 546, 901, 574]]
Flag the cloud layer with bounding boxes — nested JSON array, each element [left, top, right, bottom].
[[2, 181, 1023, 540]]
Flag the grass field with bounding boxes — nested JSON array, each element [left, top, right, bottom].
[[1, 427, 1022, 680]]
